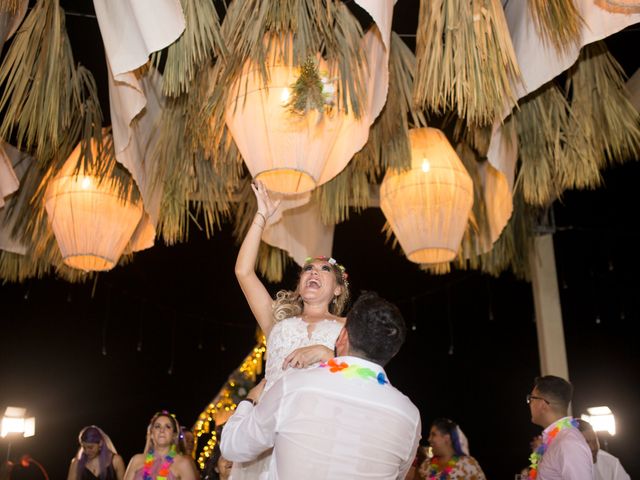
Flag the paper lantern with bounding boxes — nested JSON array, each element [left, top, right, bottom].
[[44, 140, 143, 271], [380, 128, 473, 264], [225, 37, 351, 194]]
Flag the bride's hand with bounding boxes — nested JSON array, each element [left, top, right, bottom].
[[251, 180, 280, 221], [282, 345, 334, 370]]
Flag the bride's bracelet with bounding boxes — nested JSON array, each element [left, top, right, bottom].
[[254, 212, 266, 228]]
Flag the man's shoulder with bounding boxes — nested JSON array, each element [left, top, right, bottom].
[[597, 449, 621, 465], [281, 365, 420, 418]]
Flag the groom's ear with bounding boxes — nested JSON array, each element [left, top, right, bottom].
[[335, 327, 348, 355]]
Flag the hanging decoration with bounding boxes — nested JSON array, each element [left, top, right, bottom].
[[512, 84, 569, 207], [380, 127, 474, 265], [0, 0, 76, 164], [527, 0, 583, 53], [413, 0, 521, 126], [44, 138, 144, 272], [214, 0, 392, 196], [562, 41, 640, 190], [223, 33, 359, 194]]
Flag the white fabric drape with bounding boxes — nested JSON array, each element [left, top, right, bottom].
[[93, 0, 185, 251], [262, 0, 394, 266], [482, 2, 640, 249]]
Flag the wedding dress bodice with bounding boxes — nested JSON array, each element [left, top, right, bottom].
[[264, 316, 343, 391]]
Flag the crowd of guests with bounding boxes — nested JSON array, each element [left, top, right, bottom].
[[59, 383, 630, 480], [15, 181, 627, 480]]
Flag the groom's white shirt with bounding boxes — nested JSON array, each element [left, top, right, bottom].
[[221, 356, 421, 480]]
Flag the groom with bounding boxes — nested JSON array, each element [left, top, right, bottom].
[[221, 292, 421, 479]]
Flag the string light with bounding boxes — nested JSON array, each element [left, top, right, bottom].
[[194, 335, 267, 470]]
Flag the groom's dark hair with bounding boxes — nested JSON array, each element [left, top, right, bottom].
[[345, 291, 406, 366]]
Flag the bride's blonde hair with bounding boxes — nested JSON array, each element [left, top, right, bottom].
[[272, 257, 350, 321]]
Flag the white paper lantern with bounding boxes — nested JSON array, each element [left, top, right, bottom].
[[225, 36, 353, 194], [44, 140, 143, 271], [380, 127, 473, 264]]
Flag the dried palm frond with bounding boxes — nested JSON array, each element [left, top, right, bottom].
[[527, 0, 583, 54], [453, 119, 493, 158], [154, 0, 225, 98], [0, 0, 19, 14], [413, 0, 521, 126], [473, 187, 533, 280], [314, 33, 422, 225], [456, 141, 492, 255], [512, 83, 569, 207], [563, 41, 640, 191], [0, 0, 75, 163], [154, 65, 238, 245], [256, 242, 291, 283]]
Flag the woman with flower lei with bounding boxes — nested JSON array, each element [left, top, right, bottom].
[[418, 418, 486, 480], [230, 181, 350, 478], [123, 411, 197, 480]]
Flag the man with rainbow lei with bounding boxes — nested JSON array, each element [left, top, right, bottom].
[[525, 376, 592, 479], [219, 292, 421, 480]]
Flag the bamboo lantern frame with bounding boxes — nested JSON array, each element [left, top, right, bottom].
[[380, 128, 473, 264]]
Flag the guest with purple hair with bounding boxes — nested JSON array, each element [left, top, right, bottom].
[[419, 418, 486, 479], [66, 425, 125, 480]]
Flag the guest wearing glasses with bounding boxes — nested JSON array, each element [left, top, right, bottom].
[[525, 375, 592, 480]]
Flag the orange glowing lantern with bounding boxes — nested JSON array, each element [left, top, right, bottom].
[[380, 127, 473, 264]]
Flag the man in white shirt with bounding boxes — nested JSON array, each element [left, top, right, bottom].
[[577, 419, 630, 480], [221, 292, 421, 479], [526, 375, 593, 480]]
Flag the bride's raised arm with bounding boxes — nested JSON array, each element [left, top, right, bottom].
[[235, 181, 281, 337]]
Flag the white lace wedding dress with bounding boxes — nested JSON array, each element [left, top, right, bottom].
[[230, 316, 343, 480]]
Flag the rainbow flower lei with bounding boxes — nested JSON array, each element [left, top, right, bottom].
[[319, 358, 388, 385], [528, 417, 579, 479], [427, 455, 459, 479], [143, 445, 177, 480]]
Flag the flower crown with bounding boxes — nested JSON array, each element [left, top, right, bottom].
[[304, 256, 349, 287], [149, 410, 179, 432]]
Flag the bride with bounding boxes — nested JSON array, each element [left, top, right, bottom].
[[231, 180, 350, 477]]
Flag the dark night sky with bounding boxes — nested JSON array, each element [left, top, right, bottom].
[[1, 2, 639, 479]]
